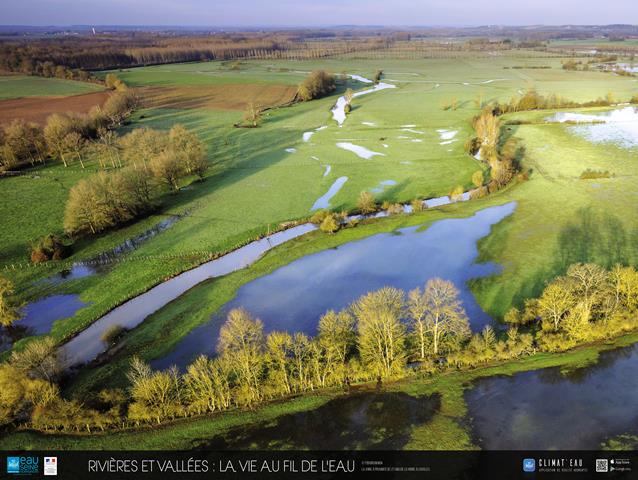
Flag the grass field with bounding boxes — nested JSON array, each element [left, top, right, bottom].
[[65, 102, 638, 391], [2, 51, 638, 418], [0, 75, 103, 100], [0, 75, 107, 125], [473, 108, 638, 316], [549, 39, 638, 48], [1, 46, 638, 453], [65, 195, 511, 395]]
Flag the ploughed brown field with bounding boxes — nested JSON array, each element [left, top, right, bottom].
[[139, 84, 298, 110], [0, 91, 111, 125]]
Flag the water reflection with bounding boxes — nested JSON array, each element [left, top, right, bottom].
[[156, 202, 516, 370], [62, 223, 318, 367], [0, 294, 87, 352]]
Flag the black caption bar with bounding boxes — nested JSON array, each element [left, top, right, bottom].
[[1, 450, 636, 480]]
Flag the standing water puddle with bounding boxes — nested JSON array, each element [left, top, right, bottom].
[[371, 180, 397, 193], [0, 294, 87, 352], [548, 106, 638, 149], [156, 202, 516, 370], [336, 142, 385, 160], [310, 176, 348, 211]]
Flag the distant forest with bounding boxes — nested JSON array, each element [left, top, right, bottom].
[[1, 25, 638, 79]]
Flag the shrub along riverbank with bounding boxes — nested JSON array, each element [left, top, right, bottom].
[[1, 327, 636, 450]]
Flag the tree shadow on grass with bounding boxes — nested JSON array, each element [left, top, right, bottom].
[[473, 205, 634, 319], [554, 206, 630, 271], [67, 107, 313, 260]]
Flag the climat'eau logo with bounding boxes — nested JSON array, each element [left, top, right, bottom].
[[523, 458, 536, 473], [7, 456, 39, 475]]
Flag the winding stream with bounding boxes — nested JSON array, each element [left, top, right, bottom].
[[59, 186, 488, 368], [61, 224, 317, 367], [331, 75, 396, 126]]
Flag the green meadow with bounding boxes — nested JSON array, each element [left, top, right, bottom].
[[0, 75, 102, 99]]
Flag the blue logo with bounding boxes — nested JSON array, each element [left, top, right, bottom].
[[6, 456, 39, 475], [7, 457, 20, 474], [523, 458, 536, 473]]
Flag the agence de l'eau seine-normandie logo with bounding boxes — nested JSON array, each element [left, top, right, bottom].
[[7, 456, 39, 475]]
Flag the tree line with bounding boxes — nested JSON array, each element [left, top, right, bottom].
[[0, 86, 136, 172], [503, 263, 638, 352], [63, 124, 206, 236], [0, 34, 389, 78], [1, 74, 207, 240], [465, 107, 525, 197], [494, 87, 623, 114], [5, 262, 638, 433]]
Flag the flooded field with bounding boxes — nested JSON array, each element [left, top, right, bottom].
[[465, 343, 638, 449], [202, 391, 440, 450]]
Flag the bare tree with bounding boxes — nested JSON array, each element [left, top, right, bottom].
[[217, 308, 265, 405], [409, 279, 470, 356], [537, 278, 576, 330], [244, 102, 261, 127], [352, 287, 406, 378]]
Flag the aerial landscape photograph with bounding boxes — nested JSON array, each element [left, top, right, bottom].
[[1, 0, 638, 478]]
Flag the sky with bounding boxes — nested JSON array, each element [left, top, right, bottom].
[[1, 0, 637, 27]]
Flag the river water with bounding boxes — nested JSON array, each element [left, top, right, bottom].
[[61, 224, 318, 367], [202, 390, 440, 450]]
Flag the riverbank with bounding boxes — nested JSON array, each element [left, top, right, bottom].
[[4, 329, 637, 450]]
